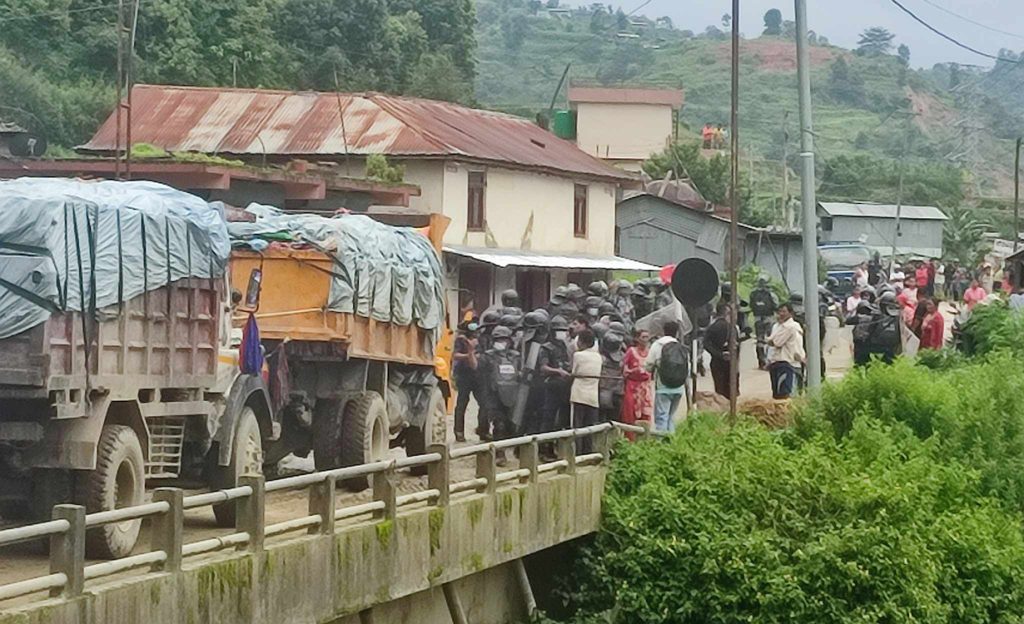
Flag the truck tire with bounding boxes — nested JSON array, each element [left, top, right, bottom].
[[79, 425, 145, 559], [210, 407, 264, 528], [339, 392, 388, 492], [406, 387, 448, 476]]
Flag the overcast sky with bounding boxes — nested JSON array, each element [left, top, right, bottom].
[[635, 0, 1024, 68]]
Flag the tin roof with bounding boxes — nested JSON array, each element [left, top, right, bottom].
[[81, 85, 635, 183], [818, 201, 948, 221], [443, 244, 659, 271], [568, 86, 684, 108]]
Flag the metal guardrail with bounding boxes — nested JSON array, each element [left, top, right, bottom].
[[0, 420, 665, 604]]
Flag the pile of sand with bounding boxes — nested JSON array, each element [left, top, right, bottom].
[[692, 391, 793, 429]]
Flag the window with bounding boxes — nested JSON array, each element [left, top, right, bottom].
[[821, 216, 833, 232], [573, 184, 588, 238], [467, 171, 486, 231]]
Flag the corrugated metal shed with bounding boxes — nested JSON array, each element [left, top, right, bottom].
[[443, 244, 659, 271], [81, 85, 634, 183], [818, 202, 948, 220]]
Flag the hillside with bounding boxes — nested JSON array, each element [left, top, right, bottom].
[[474, 2, 1019, 224]]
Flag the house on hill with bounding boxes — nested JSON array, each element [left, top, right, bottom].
[[568, 85, 684, 172], [81, 85, 651, 322]]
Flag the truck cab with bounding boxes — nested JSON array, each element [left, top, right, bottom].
[[818, 242, 872, 297]]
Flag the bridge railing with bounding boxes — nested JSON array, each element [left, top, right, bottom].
[[0, 421, 662, 605]]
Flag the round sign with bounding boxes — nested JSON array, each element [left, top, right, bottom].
[[670, 258, 720, 308]]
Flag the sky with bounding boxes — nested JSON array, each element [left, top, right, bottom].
[[636, 0, 1024, 68]]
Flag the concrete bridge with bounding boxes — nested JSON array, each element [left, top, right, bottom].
[[0, 423, 635, 624]]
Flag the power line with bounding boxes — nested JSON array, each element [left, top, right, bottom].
[[888, 0, 1022, 64], [915, 0, 1024, 42]]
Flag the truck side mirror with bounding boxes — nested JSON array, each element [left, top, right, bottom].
[[245, 268, 262, 309]]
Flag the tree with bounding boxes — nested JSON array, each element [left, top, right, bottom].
[[818, 154, 964, 208], [898, 44, 911, 66], [404, 51, 474, 104], [763, 8, 782, 36], [642, 141, 732, 206], [500, 11, 529, 51], [943, 207, 990, 265], [826, 57, 866, 107], [857, 27, 895, 55], [721, 13, 731, 29]]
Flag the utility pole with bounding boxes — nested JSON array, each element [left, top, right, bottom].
[[889, 116, 915, 269], [794, 0, 821, 391], [1015, 138, 1021, 253], [782, 110, 791, 228], [727, 0, 740, 418]]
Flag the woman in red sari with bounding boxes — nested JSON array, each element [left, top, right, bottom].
[[621, 328, 654, 439]]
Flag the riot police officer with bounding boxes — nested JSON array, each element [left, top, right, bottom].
[[598, 331, 625, 424], [868, 292, 903, 364], [517, 311, 549, 435], [538, 316, 572, 456], [846, 299, 878, 366], [749, 277, 779, 370], [479, 325, 520, 465]]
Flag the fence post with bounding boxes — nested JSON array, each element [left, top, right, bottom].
[[373, 464, 397, 521], [238, 474, 265, 552], [151, 488, 184, 572], [427, 444, 450, 507], [593, 427, 613, 464], [476, 446, 497, 494], [50, 505, 85, 598], [556, 436, 577, 475], [519, 440, 539, 484], [309, 475, 336, 535]]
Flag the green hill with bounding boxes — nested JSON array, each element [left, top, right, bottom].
[[474, 1, 1019, 229]]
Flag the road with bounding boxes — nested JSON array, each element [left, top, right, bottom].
[[0, 322, 855, 593]]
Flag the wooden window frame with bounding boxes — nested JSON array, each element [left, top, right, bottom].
[[467, 170, 486, 232], [573, 183, 588, 239]]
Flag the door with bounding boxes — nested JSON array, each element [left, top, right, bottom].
[[516, 270, 551, 312], [458, 263, 492, 321]]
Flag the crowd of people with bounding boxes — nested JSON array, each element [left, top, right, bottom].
[[450, 276, 818, 461]]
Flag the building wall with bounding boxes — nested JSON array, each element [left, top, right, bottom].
[[823, 216, 944, 256], [574, 102, 674, 162]]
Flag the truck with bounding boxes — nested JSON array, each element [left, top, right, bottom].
[[0, 180, 450, 558], [818, 241, 873, 298]]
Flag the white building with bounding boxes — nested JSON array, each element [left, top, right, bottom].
[[568, 85, 684, 172], [82, 85, 652, 325]]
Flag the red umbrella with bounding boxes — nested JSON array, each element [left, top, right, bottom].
[[659, 264, 675, 284]]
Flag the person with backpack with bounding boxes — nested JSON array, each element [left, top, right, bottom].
[[868, 292, 903, 364], [846, 299, 877, 367], [644, 320, 688, 433], [749, 277, 779, 370], [766, 303, 805, 399]]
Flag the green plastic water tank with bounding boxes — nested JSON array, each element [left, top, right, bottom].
[[552, 109, 576, 140]]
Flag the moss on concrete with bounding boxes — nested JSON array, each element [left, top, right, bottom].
[[468, 499, 484, 527], [428, 508, 445, 555], [196, 557, 254, 619], [500, 492, 514, 517], [375, 520, 394, 549], [427, 566, 444, 583]]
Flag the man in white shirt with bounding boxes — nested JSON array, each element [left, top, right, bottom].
[[644, 320, 687, 433], [766, 303, 805, 399], [570, 329, 602, 452]]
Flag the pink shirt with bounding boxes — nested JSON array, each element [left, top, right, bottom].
[[964, 286, 987, 310]]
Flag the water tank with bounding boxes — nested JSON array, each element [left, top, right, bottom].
[[552, 109, 576, 140]]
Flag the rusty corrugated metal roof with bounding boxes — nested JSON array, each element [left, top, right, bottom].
[[81, 85, 635, 183], [568, 86, 684, 108]]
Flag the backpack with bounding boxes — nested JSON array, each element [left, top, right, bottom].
[[852, 316, 873, 343], [492, 352, 520, 408], [749, 289, 774, 317], [873, 316, 901, 349], [658, 340, 689, 389]]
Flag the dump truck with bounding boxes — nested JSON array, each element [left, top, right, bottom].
[[0, 180, 450, 558]]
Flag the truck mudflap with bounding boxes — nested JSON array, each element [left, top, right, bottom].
[[216, 374, 273, 467], [386, 366, 438, 430]]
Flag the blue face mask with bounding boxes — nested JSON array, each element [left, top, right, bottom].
[[494, 342, 509, 352]]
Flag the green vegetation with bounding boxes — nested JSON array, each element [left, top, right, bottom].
[[546, 342, 1024, 622], [365, 154, 406, 184]]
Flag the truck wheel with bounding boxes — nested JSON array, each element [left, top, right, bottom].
[[338, 392, 388, 492], [406, 387, 448, 476], [79, 425, 145, 559], [211, 407, 264, 528]]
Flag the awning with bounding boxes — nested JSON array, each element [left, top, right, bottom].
[[443, 245, 659, 271]]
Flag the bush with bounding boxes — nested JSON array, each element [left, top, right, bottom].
[[560, 413, 1024, 623]]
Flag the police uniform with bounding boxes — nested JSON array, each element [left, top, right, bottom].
[[749, 283, 778, 369]]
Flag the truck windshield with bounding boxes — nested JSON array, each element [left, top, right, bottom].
[[819, 246, 871, 270]]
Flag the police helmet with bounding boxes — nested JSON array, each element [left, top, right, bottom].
[[584, 296, 604, 311], [565, 283, 585, 301], [500, 289, 520, 307], [499, 314, 519, 328], [856, 300, 875, 314], [492, 325, 514, 340], [587, 281, 609, 298], [480, 310, 501, 326], [550, 315, 569, 331], [608, 321, 627, 335], [522, 311, 547, 329]]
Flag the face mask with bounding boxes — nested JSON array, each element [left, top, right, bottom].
[[494, 342, 508, 352], [554, 330, 567, 341], [587, 308, 599, 317]]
